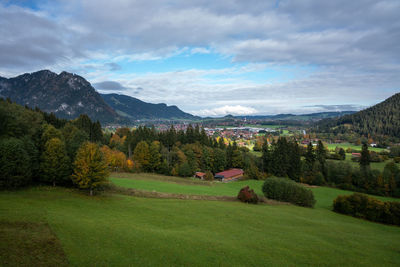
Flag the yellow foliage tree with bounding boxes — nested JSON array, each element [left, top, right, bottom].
[[72, 142, 109, 196]]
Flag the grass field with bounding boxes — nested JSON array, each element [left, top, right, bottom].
[[1, 174, 400, 266], [326, 143, 387, 152]]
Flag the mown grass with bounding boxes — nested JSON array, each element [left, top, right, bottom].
[[111, 172, 264, 196], [1, 178, 400, 266]]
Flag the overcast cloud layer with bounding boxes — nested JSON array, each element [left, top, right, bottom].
[[0, 0, 399, 116]]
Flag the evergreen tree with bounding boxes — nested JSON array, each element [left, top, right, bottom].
[[212, 148, 227, 173], [304, 142, 316, 171], [72, 142, 109, 195], [261, 140, 271, 173], [287, 141, 302, 181], [360, 142, 371, 169], [40, 138, 71, 186], [316, 140, 327, 176], [231, 143, 244, 169]]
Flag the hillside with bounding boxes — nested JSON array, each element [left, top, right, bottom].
[[315, 93, 400, 137], [0, 70, 120, 124], [101, 93, 196, 120], [1, 180, 400, 266]]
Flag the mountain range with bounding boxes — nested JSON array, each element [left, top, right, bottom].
[[0, 70, 196, 124]]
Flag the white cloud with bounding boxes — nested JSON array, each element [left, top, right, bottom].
[[196, 105, 258, 117]]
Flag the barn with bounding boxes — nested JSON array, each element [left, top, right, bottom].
[[214, 169, 244, 182]]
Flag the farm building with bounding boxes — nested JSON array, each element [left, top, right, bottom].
[[352, 153, 361, 158], [214, 169, 244, 182], [194, 172, 206, 179]]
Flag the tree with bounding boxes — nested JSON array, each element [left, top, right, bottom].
[[304, 142, 316, 171], [360, 142, 371, 171], [40, 138, 71, 186], [41, 124, 63, 148], [316, 140, 327, 176], [338, 148, 346, 160], [204, 171, 214, 181], [261, 140, 271, 173], [0, 138, 32, 188], [133, 141, 151, 171], [149, 141, 162, 171], [72, 142, 109, 196]]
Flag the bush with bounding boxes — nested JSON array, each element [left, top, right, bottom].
[[262, 177, 315, 207], [333, 193, 400, 226], [204, 171, 214, 181], [237, 186, 258, 204]]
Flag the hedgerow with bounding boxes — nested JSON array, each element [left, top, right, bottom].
[[333, 193, 400, 225], [262, 177, 315, 207]]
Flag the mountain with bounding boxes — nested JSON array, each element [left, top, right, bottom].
[[0, 70, 120, 124], [101, 93, 197, 120], [234, 111, 356, 121], [315, 93, 400, 137]]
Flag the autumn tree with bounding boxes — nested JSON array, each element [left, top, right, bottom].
[[149, 141, 162, 171], [133, 141, 151, 171], [40, 138, 71, 186], [72, 142, 109, 195]]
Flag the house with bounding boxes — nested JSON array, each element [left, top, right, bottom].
[[214, 169, 244, 182], [194, 172, 206, 179], [352, 153, 361, 158]]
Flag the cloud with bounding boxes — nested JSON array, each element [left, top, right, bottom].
[[105, 62, 121, 71], [93, 81, 129, 91], [303, 105, 365, 112], [1, 1, 400, 115], [196, 105, 258, 117]]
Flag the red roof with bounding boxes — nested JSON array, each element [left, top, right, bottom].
[[215, 168, 244, 178], [195, 172, 206, 177]]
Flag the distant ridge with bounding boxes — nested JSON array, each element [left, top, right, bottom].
[[101, 93, 197, 120], [315, 93, 400, 137]]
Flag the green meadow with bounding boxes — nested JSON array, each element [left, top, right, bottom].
[[1, 173, 400, 266], [325, 143, 388, 152]]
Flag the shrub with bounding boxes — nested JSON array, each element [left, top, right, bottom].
[[237, 186, 258, 204], [262, 177, 315, 207], [333, 193, 400, 226], [204, 171, 214, 181]]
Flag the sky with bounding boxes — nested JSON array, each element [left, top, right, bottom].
[[1, 0, 399, 117]]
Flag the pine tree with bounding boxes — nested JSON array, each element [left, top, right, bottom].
[[72, 142, 109, 196], [304, 142, 316, 171], [261, 140, 271, 173], [316, 140, 327, 176], [40, 138, 71, 186], [360, 142, 371, 171]]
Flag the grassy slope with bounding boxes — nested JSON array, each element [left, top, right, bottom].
[[1, 178, 400, 266]]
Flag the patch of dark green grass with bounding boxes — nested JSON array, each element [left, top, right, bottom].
[[0, 221, 68, 267]]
